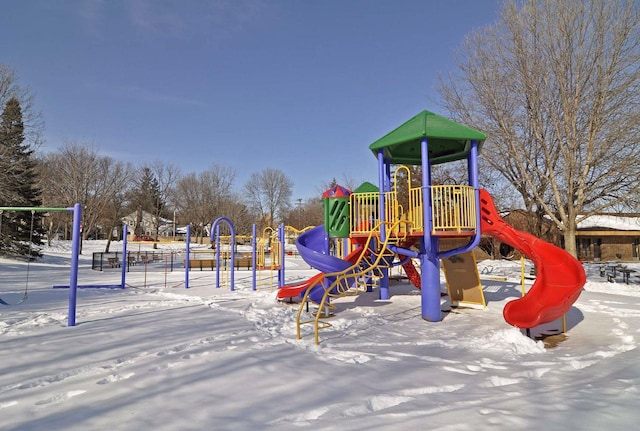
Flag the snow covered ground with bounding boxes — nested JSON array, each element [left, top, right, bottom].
[[1, 240, 639, 430]]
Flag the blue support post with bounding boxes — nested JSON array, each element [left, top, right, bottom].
[[215, 224, 221, 288], [67, 203, 81, 326], [468, 140, 479, 188], [377, 149, 390, 300], [210, 217, 236, 291], [278, 223, 285, 287], [468, 140, 481, 246], [377, 150, 387, 241], [437, 140, 482, 259], [120, 224, 128, 289], [251, 224, 257, 290], [420, 137, 442, 322], [185, 224, 191, 288]]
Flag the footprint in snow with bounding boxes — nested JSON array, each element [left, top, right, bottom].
[[35, 390, 86, 406], [148, 361, 184, 371], [181, 351, 210, 360], [96, 373, 135, 385]]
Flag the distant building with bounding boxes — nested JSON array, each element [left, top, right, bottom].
[[576, 214, 640, 261], [476, 211, 640, 262], [121, 211, 173, 240], [474, 210, 560, 260]]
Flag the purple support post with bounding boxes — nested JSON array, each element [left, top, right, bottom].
[[120, 224, 128, 288], [468, 140, 479, 188], [278, 223, 285, 287], [251, 224, 257, 291], [185, 224, 191, 288], [377, 149, 387, 241], [420, 137, 442, 322], [421, 138, 441, 320], [438, 140, 482, 259], [466, 139, 482, 249], [228, 222, 236, 291], [468, 140, 481, 242], [377, 149, 390, 300], [67, 203, 82, 326], [215, 224, 221, 289]]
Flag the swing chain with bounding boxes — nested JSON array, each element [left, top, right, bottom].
[[0, 209, 35, 305]]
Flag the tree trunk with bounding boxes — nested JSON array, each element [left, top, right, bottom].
[[562, 228, 578, 259]]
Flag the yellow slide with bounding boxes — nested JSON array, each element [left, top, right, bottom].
[[441, 251, 486, 309]]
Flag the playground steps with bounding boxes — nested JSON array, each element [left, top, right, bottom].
[[297, 224, 402, 345]]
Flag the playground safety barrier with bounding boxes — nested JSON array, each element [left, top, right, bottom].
[[349, 184, 476, 237]]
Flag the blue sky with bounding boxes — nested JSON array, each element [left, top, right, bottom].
[[1, 0, 501, 200]]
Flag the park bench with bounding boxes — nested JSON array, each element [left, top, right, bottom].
[[185, 257, 253, 271], [139, 254, 162, 264], [107, 257, 121, 268], [599, 263, 637, 284], [234, 257, 252, 269], [186, 259, 215, 271]]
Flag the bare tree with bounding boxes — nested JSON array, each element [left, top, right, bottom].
[[244, 168, 293, 230], [284, 197, 323, 230], [149, 160, 181, 239], [39, 142, 133, 251], [102, 186, 130, 253], [222, 193, 253, 235], [438, 0, 640, 256], [172, 164, 236, 243]]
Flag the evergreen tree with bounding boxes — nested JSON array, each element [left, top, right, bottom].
[[128, 167, 165, 239], [0, 98, 43, 257]]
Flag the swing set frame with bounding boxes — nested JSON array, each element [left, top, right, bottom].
[[0, 203, 82, 326]]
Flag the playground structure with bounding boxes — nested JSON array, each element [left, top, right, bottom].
[[181, 219, 302, 291], [1, 111, 587, 344], [90, 219, 306, 292], [279, 110, 586, 344], [1, 204, 296, 325]]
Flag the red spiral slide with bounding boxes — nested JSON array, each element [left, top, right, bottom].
[[479, 189, 586, 328]]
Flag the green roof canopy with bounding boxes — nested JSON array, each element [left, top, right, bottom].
[[369, 110, 486, 165], [353, 181, 379, 193]]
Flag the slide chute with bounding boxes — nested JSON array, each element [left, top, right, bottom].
[[479, 189, 586, 328]]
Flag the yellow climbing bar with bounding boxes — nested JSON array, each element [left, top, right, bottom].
[[296, 220, 408, 344]]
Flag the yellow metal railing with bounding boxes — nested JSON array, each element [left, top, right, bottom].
[[430, 185, 476, 234], [254, 228, 282, 290], [407, 186, 423, 234], [350, 185, 475, 236], [349, 191, 380, 235]]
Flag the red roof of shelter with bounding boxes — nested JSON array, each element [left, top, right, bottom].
[[322, 185, 352, 199]]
